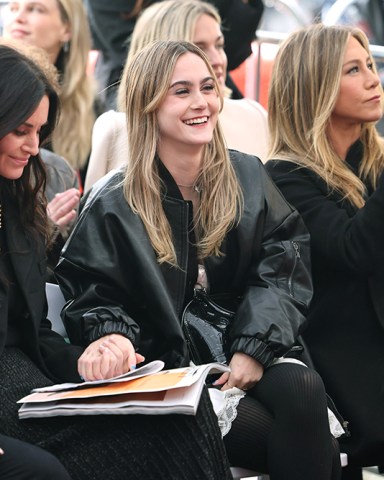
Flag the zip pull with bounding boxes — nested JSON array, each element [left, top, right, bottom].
[[292, 241, 300, 258]]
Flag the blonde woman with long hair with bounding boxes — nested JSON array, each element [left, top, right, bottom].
[[84, 0, 269, 192], [266, 23, 384, 477], [56, 40, 341, 479], [3, 0, 96, 183]]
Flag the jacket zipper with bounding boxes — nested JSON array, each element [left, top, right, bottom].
[[288, 241, 300, 297]]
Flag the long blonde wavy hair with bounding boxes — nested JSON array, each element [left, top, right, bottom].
[[53, 0, 95, 171], [117, 0, 228, 111], [268, 23, 384, 208], [122, 40, 243, 266]]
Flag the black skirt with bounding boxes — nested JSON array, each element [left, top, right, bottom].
[[0, 347, 231, 480]]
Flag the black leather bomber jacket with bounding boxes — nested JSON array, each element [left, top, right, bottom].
[[55, 150, 313, 369]]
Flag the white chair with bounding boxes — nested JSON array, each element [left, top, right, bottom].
[[45, 282, 67, 337]]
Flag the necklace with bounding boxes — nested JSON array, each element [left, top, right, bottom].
[[176, 183, 201, 193]]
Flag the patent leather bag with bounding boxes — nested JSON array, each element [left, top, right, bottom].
[[181, 288, 235, 365]]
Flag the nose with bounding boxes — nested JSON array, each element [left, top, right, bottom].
[[191, 90, 208, 110], [205, 46, 224, 70], [366, 68, 380, 89], [7, 5, 26, 23], [22, 133, 40, 156]]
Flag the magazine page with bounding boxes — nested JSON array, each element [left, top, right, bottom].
[[17, 363, 230, 420], [19, 363, 229, 403], [18, 381, 205, 419], [31, 360, 166, 393]]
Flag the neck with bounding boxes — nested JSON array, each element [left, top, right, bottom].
[[327, 120, 361, 161], [157, 145, 203, 189]]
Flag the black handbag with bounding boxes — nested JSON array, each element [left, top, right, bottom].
[[181, 288, 235, 365]]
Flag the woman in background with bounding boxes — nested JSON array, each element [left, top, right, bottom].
[[266, 23, 384, 480], [84, 0, 269, 192], [3, 0, 97, 184]]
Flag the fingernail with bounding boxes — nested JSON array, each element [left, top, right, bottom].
[[129, 365, 136, 371]]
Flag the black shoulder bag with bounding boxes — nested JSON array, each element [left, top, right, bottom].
[[181, 288, 235, 365]]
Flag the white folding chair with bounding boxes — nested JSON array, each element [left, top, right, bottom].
[[45, 282, 67, 337]]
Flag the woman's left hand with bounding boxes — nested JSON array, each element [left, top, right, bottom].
[[215, 352, 264, 391]]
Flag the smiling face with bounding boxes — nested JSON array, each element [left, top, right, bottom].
[[3, 0, 70, 64], [156, 52, 220, 158], [192, 13, 227, 92], [0, 95, 49, 180], [331, 36, 383, 129]]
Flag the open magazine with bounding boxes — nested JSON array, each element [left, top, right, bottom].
[[17, 361, 230, 419]]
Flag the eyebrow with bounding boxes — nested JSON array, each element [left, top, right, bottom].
[[195, 35, 224, 45], [169, 76, 215, 88], [21, 120, 48, 129], [343, 55, 371, 66]]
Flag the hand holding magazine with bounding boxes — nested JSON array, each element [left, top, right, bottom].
[[17, 361, 230, 419]]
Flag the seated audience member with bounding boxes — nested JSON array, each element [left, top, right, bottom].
[[56, 39, 342, 479], [84, 0, 269, 192], [3, 0, 97, 185], [0, 38, 81, 275], [266, 23, 384, 480], [0, 43, 232, 480], [83, 0, 264, 109]]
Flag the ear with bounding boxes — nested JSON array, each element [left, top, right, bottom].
[[60, 23, 71, 44]]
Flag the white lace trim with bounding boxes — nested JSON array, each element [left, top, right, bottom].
[[208, 387, 246, 437]]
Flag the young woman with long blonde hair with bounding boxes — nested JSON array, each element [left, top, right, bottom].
[[56, 39, 341, 479]]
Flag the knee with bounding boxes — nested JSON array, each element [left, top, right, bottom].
[[273, 365, 328, 418]]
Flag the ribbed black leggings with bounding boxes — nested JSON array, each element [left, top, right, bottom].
[[224, 363, 342, 480]]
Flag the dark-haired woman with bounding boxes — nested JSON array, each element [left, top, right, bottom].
[[0, 43, 232, 480]]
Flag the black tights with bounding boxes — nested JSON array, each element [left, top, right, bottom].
[[224, 363, 341, 480]]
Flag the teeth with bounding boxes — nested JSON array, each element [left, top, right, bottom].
[[184, 117, 208, 125]]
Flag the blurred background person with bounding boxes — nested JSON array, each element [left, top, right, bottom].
[[2, 0, 98, 186], [84, 0, 269, 192], [83, 0, 264, 109]]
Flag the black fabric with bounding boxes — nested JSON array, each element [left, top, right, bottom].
[[0, 348, 232, 480], [266, 151, 384, 467], [224, 362, 341, 479], [56, 151, 313, 370], [0, 434, 71, 480]]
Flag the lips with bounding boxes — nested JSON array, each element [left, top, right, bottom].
[[366, 95, 381, 102], [11, 156, 29, 165], [10, 29, 29, 38]]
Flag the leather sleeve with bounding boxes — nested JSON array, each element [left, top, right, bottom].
[[227, 153, 313, 367], [55, 179, 144, 348]]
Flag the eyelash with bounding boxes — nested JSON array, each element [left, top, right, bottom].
[[347, 62, 374, 74], [14, 130, 27, 136], [175, 84, 215, 95]]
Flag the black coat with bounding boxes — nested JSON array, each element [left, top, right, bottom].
[[266, 143, 384, 465], [56, 150, 313, 370], [0, 195, 83, 384]]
